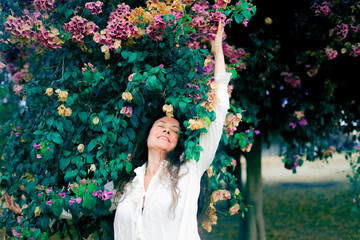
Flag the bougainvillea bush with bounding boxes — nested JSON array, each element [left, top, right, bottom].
[[0, 0, 256, 238]]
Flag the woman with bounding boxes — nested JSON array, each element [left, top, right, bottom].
[[5, 20, 231, 240]]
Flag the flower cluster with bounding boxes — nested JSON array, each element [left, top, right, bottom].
[[289, 111, 308, 129], [12, 63, 32, 84], [146, 14, 167, 41], [162, 104, 174, 118], [186, 83, 202, 104], [349, 43, 360, 57], [281, 72, 301, 88], [4, 15, 36, 41], [85, 1, 104, 15], [122, 92, 133, 101], [323, 145, 336, 157], [93, 3, 139, 57], [224, 112, 242, 137], [200, 77, 218, 112], [330, 23, 349, 40], [311, 1, 332, 17], [223, 43, 247, 67], [33, 141, 50, 159], [283, 154, 303, 171], [54, 89, 69, 102], [120, 107, 133, 117], [324, 46, 338, 60], [305, 64, 320, 77], [33, 0, 55, 11], [58, 104, 72, 117], [35, 22, 64, 49], [64, 16, 99, 44], [10, 126, 21, 137], [187, 118, 206, 130]]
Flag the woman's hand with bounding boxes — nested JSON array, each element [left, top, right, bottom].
[[211, 20, 226, 76], [211, 20, 224, 55], [5, 195, 23, 215]]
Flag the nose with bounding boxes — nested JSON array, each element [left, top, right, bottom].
[[163, 129, 170, 134]]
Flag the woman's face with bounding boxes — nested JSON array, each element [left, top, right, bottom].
[[147, 116, 180, 154]]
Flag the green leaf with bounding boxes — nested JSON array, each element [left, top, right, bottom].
[[78, 112, 88, 124], [179, 100, 187, 112], [51, 132, 63, 144], [52, 199, 63, 217], [125, 162, 132, 173], [127, 128, 135, 141], [60, 157, 70, 171]]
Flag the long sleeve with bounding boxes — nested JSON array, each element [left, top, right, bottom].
[[195, 72, 231, 175]]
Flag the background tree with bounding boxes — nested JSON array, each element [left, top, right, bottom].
[[223, 0, 360, 239]]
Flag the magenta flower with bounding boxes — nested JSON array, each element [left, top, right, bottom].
[[101, 190, 113, 201], [36, 154, 42, 159], [59, 192, 66, 199], [289, 122, 297, 129], [75, 197, 82, 203], [298, 118, 308, 126], [46, 200, 52, 206], [92, 191, 99, 197], [33, 143, 41, 149], [254, 130, 261, 135], [15, 132, 20, 137], [12, 229, 22, 238], [69, 198, 75, 205], [159, 64, 164, 68]]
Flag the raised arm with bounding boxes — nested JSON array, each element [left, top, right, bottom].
[[195, 20, 231, 174]]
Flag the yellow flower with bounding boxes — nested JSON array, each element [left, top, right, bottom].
[[58, 90, 68, 102], [122, 92, 133, 101], [201, 221, 212, 233], [101, 45, 109, 54], [114, 40, 122, 50], [34, 206, 41, 217], [45, 88, 53, 97], [229, 203, 240, 215], [187, 118, 206, 130], [64, 107, 72, 117], [57, 104, 66, 116], [93, 117, 99, 125], [204, 58, 212, 67], [77, 144, 85, 153], [162, 104, 174, 118]]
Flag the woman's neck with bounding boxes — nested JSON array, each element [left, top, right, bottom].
[[146, 149, 166, 176]]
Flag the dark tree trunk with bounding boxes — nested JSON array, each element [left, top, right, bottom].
[[244, 137, 266, 240]]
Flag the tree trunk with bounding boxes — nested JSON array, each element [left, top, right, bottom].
[[244, 137, 266, 240]]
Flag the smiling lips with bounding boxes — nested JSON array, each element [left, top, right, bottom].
[[158, 136, 170, 142]]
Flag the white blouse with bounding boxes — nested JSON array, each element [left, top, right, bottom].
[[107, 72, 232, 240]]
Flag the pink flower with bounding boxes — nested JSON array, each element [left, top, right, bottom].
[[69, 198, 75, 205], [15, 132, 20, 137], [46, 200, 52, 205], [12, 229, 22, 238], [85, 1, 104, 15], [289, 122, 297, 129], [101, 190, 113, 200], [59, 192, 66, 199], [298, 118, 308, 126], [13, 84, 23, 95], [159, 64, 164, 68], [36, 154, 42, 159], [120, 107, 133, 117], [75, 197, 82, 203], [33, 143, 41, 149]]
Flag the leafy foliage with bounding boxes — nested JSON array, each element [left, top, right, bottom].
[[0, 0, 256, 238]]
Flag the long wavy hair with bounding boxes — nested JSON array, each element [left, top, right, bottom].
[[114, 106, 210, 220]]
